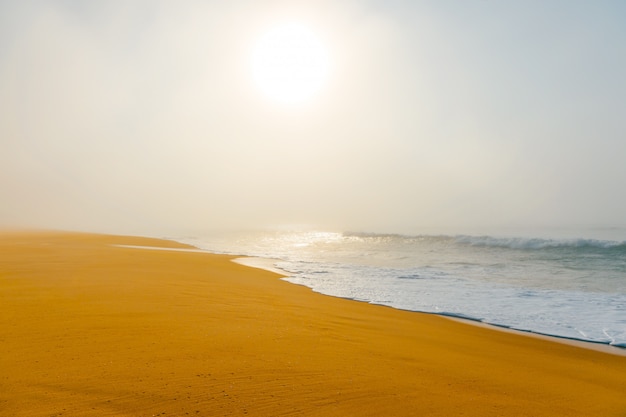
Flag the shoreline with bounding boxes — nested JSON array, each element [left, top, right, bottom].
[[109, 242, 626, 356], [232, 253, 626, 357], [3, 230, 626, 416]]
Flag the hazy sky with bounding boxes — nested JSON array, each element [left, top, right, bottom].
[[2, 0, 626, 235]]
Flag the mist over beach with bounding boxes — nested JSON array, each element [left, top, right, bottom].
[[2, 1, 626, 236], [3, 3, 626, 415]]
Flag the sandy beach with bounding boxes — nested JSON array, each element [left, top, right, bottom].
[[1, 231, 625, 416]]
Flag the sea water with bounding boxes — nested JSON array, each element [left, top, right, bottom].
[[177, 227, 626, 348]]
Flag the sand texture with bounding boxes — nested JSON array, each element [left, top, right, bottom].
[[1, 231, 626, 416]]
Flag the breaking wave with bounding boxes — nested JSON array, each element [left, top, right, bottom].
[[344, 231, 626, 252]]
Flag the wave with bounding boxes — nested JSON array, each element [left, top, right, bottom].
[[453, 235, 626, 250], [343, 231, 626, 252]]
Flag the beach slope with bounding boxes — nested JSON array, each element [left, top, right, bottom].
[[1, 231, 625, 416]]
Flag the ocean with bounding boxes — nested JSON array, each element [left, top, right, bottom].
[[177, 227, 626, 348]]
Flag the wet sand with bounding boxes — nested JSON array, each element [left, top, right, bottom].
[[2, 231, 626, 416]]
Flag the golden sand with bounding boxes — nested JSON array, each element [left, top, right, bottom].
[[1, 231, 625, 416]]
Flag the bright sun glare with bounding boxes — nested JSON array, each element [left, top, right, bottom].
[[251, 23, 330, 104]]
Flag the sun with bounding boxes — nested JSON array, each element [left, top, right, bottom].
[[251, 23, 330, 105]]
